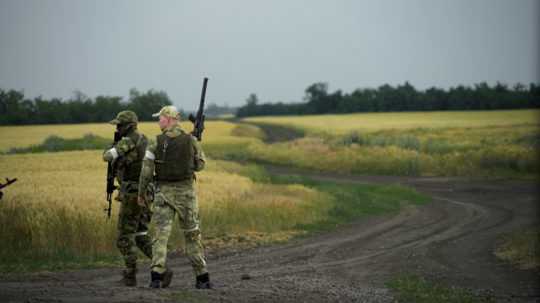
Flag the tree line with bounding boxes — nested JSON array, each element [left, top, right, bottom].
[[205, 103, 238, 117], [0, 88, 173, 125], [236, 82, 540, 117], [2, 81, 539, 124]]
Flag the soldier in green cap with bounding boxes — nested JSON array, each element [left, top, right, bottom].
[[102, 110, 153, 286], [137, 105, 212, 289]]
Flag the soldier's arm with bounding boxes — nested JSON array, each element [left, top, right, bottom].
[[102, 137, 135, 162], [102, 147, 118, 162], [192, 136, 206, 172], [138, 139, 156, 197]]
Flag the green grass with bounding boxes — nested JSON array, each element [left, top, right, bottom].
[[494, 227, 540, 270], [387, 274, 494, 303], [267, 174, 429, 232]]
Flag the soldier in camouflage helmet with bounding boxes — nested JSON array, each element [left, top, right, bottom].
[[102, 110, 153, 286], [137, 105, 212, 289]]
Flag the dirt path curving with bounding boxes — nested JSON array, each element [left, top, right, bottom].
[[244, 122, 305, 143], [1, 167, 538, 303]]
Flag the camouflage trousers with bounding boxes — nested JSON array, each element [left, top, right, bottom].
[[117, 192, 153, 270], [151, 181, 208, 276]]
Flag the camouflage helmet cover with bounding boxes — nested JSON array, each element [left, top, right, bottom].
[[109, 110, 139, 125]]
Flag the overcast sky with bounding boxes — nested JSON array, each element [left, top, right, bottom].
[[1, 0, 538, 111]]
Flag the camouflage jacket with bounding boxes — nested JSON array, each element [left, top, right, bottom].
[[138, 124, 205, 197], [102, 129, 147, 186]]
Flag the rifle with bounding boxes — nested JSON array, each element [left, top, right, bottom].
[[105, 131, 122, 218], [188, 77, 208, 141], [0, 178, 17, 200]]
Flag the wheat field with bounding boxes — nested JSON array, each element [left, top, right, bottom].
[[0, 120, 255, 152], [244, 109, 540, 135], [0, 150, 330, 271], [240, 110, 540, 177]]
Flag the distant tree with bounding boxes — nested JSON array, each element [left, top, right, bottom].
[[304, 82, 330, 114], [304, 83, 328, 102], [376, 84, 397, 112], [94, 95, 124, 122], [2, 81, 540, 124], [396, 82, 418, 110], [126, 88, 172, 121], [205, 103, 237, 117], [237, 93, 260, 117], [423, 87, 447, 110], [0, 89, 26, 124], [246, 93, 258, 106]]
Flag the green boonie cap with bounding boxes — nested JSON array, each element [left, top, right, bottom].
[[109, 110, 138, 125], [152, 105, 180, 119]]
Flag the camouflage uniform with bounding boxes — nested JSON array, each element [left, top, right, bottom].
[[139, 106, 209, 288], [103, 111, 153, 284]]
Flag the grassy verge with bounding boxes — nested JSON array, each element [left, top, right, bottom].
[[387, 274, 494, 303], [494, 227, 540, 270], [266, 173, 429, 232]]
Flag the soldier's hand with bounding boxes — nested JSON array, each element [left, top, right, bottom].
[[137, 195, 146, 207]]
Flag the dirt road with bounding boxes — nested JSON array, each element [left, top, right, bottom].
[[1, 168, 538, 303]]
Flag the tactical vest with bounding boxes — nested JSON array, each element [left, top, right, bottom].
[[155, 132, 195, 182], [122, 131, 148, 182]]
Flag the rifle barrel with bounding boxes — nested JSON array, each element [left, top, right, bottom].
[[198, 77, 208, 117]]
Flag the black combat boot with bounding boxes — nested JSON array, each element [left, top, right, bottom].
[[122, 268, 137, 287], [161, 269, 174, 288], [150, 269, 173, 289], [195, 272, 212, 289], [150, 271, 162, 288]]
